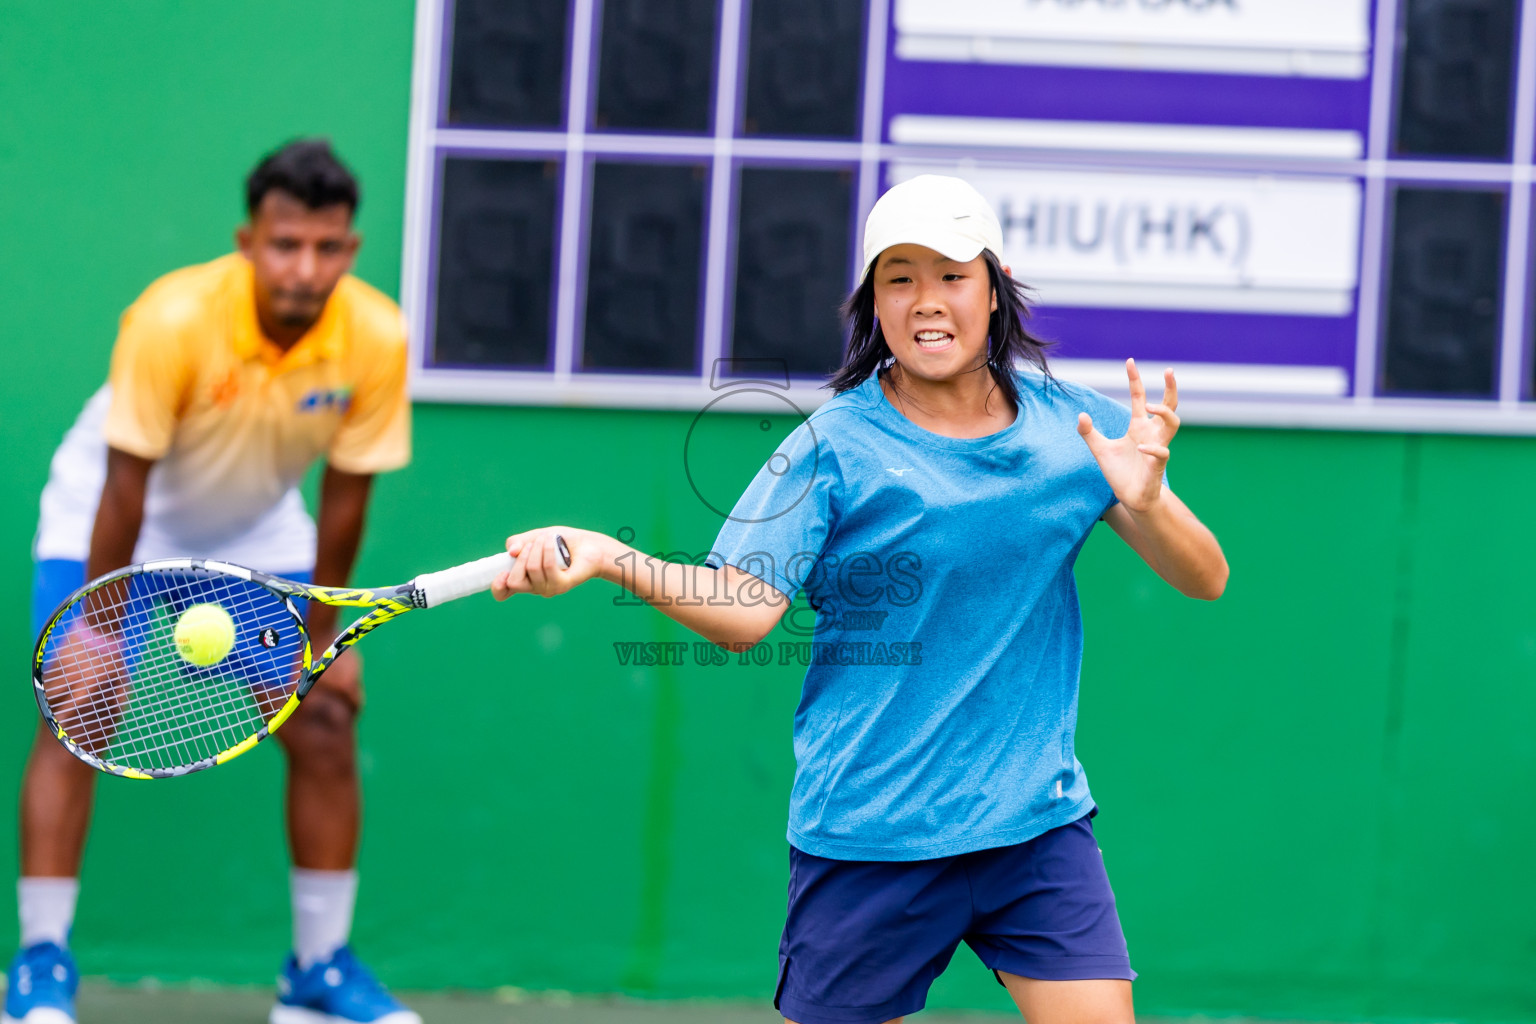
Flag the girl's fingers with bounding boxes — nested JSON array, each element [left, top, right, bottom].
[[491, 570, 512, 602], [1144, 402, 1181, 441], [1077, 412, 1108, 455], [1137, 443, 1171, 461], [1077, 411, 1100, 439], [531, 528, 570, 591], [525, 531, 548, 591], [503, 550, 530, 594], [1163, 368, 1179, 412], [500, 527, 583, 598], [1125, 358, 1146, 418]]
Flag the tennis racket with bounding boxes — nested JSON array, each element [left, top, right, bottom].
[[32, 538, 570, 780]]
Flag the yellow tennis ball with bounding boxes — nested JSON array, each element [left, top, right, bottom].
[[174, 603, 236, 667]]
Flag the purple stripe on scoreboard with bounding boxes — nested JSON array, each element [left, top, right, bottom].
[[1030, 305, 1357, 374], [882, 60, 1373, 134]]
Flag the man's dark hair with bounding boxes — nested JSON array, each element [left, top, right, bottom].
[[245, 138, 360, 217], [828, 250, 1053, 412]]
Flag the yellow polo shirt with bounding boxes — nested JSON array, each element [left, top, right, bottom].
[[34, 254, 411, 569]]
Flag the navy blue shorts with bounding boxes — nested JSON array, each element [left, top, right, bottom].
[[776, 809, 1134, 1024]]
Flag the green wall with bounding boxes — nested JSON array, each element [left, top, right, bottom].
[[2, 3, 1534, 1020]]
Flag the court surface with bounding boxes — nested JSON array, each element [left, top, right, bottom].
[[61, 983, 1326, 1024], [61, 982, 1252, 1023], [72, 982, 1000, 1021]]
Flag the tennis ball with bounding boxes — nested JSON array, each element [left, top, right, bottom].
[[174, 603, 236, 667]]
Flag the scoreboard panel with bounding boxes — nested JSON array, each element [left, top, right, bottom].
[[403, 0, 1536, 432]]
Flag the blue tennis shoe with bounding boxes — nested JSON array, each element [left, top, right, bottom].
[[2, 942, 77, 1024], [269, 946, 420, 1024]]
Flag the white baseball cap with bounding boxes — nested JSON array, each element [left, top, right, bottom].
[[859, 174, 1004, 283]]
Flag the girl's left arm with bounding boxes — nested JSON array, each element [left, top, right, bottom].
[[1101, 492, 1227, 600], [1078, 358, 1228, 601]]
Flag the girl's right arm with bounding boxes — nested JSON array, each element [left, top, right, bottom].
[[490, 526, 789, 649]]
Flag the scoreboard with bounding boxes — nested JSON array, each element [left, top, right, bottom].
[[402, 0, 1536, 432]]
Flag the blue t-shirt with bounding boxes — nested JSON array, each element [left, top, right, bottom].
[[708, 369, 1132, 861]]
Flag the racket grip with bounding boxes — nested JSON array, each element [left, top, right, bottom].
[[413, 536, 573, 608], [414, 552, 516, 608]]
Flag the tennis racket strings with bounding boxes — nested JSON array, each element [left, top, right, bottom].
[[36, 568, 303, 774]]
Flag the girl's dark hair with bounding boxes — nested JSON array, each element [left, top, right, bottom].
[[828, 250, 1052, 410]]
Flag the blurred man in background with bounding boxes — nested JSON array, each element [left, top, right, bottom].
[[7, 140, 419, 1024]]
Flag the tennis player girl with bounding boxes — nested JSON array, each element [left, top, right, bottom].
[[495, 175, 1228, 1024]]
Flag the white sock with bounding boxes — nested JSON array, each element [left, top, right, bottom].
[[18, 878, 78, 949], [291, 869, 357, 969]]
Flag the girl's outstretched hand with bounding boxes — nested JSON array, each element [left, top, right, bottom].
[[492, 526, 612, 599], [1077, 358, 1179, 514]]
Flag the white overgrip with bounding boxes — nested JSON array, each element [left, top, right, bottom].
[[414, 552, 515, 608]]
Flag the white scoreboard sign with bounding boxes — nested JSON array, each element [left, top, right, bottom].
[[891, 163, 1362, 315], [896, 0, 1374, 76]]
